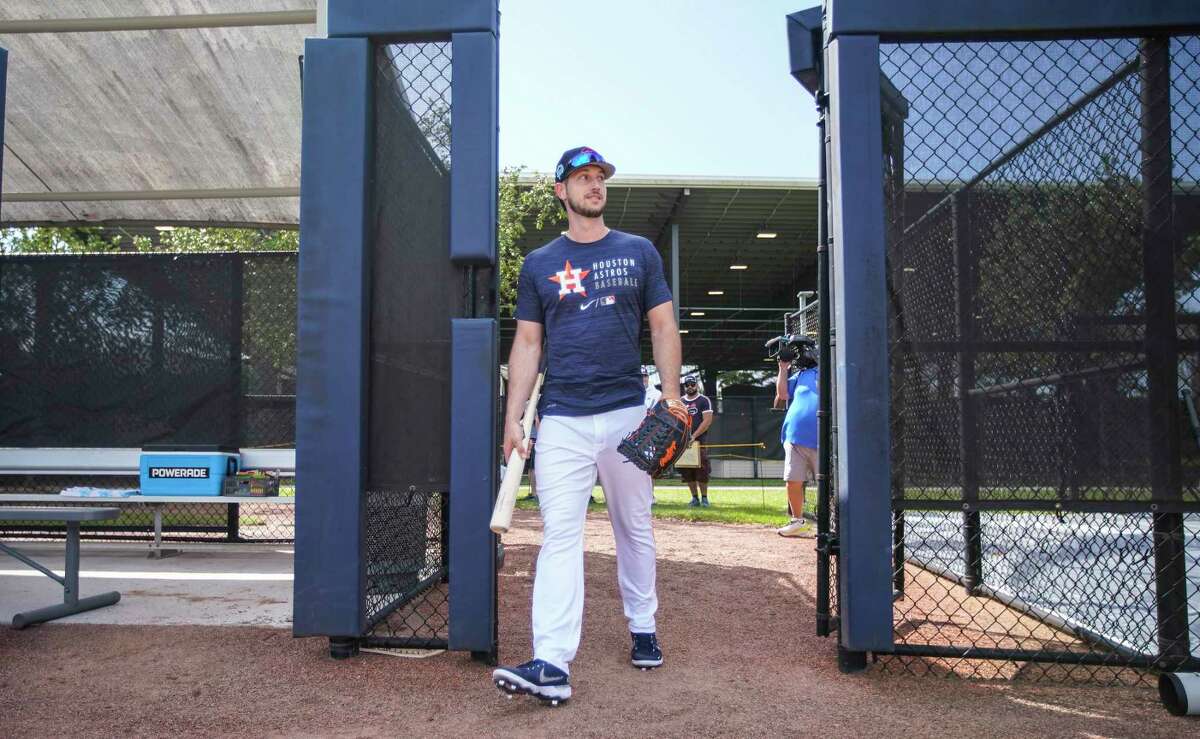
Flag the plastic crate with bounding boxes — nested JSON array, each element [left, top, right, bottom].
[[221, 474, 280, 497]]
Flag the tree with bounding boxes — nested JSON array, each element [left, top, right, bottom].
[[498, 166, 563, 314], [0, 226, 298, 255]]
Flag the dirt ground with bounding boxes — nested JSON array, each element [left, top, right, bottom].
[[0, 509, 1191, 737]]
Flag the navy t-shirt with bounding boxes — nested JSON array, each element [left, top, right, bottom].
[[781, 367, 819, 448], [515, 230, 673, 417], [683, 394, 713, 441]]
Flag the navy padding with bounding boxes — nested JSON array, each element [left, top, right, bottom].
[[448, 319, 498, 651], [293, 37, 372, 638], [827, 0, 1200, 41], [826, 34, 894, 653], [787, 8, 822, 95], [328, 0, 498, 38], [450, 31, 498, 266]]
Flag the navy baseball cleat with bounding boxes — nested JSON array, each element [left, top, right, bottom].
[[631, 632, 663, 669], [492, 659, 571, 705]]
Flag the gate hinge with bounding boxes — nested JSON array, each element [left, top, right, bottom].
[[816, 533, 838, 556]]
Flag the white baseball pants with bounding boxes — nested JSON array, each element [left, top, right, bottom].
[[531, 404, 657, 673]]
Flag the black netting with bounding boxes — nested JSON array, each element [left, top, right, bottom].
[[873, 35, 1200, 680], [361, 41, 456, 647], [240, 254, 298, 448], [0, 252, 296, 448], [705, 396, 782, 471], [362, 489, 448, 644]]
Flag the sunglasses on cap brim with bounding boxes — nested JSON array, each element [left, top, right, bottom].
[[568, 150, 608, 170]]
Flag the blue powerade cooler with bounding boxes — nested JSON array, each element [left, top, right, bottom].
[[139, 445, 240, 496]]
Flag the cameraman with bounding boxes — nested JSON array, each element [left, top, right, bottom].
[[773, 340, 818, 538]]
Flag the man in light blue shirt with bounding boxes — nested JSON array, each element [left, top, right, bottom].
[[774, 342, 819, 537]]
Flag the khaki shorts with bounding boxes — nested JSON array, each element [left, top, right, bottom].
[[783, 443, 818, 483]]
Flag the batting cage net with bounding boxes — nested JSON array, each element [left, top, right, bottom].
[[872, 34, 1200, 682], [357, 40, 457, 648], [0, 251, 297, 543]]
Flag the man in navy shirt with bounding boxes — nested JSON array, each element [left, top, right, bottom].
[[774, 347, 819, 538], [492, 147, 683, 705], [680, 375, 714, 507]]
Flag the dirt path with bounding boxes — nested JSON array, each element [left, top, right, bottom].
[[0, 510, 1188, 737]]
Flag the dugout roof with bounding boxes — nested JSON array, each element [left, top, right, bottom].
[[0, 1, 311, 228]]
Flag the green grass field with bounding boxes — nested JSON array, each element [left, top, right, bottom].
[[514, 477, 814, 526]]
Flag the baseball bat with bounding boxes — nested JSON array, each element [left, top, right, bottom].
[[490, 368, 545, 535]]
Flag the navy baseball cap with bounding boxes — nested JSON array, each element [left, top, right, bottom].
[[683, 375, 698, 385], [555, 146, 616, 183]]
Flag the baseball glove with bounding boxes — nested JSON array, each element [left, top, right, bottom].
[[618, 399, 692, 478]]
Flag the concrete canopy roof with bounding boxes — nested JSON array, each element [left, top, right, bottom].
[[510, 174, 820, 373], [0, 1, 313, 228]]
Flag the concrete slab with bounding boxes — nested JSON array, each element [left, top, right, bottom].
[[0, 541, 293, 628]]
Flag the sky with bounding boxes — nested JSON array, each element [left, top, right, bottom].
[[497, 0, 820, 179]]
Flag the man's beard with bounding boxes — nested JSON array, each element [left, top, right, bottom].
[[567, 191, 606, 218]]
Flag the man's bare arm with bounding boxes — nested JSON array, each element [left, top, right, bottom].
[[504, 320, 544, 459], [647, 302, 682, 401], [774, 360, 790, 410]]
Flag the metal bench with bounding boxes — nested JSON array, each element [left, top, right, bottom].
[[0, 506, 122, 628], [0, 494, 296, 558]]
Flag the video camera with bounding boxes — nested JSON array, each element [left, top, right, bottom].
[[764, 334, 817, 368]]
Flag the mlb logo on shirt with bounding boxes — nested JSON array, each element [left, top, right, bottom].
[[600, 295, 616, 306]]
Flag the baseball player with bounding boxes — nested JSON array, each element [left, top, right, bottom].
[[679, 376, 714, 507], [492, 146, 683, 705]]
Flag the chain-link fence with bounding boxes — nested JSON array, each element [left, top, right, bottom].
[[0, 477, 295, 544], [874, 35, 1200, 682], [357, 40, 456, 648]]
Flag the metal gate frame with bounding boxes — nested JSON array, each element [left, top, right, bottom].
[[789, 0, 1200, 675]]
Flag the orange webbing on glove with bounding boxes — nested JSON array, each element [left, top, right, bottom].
[[617, 399, 693, 478]]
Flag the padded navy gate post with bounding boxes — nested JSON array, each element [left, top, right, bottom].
[[448, 25, 500, 655], [293, 36, 373, 640], [449, 319, 498, 655], [824, 32, 894, 658], [294, 1, 500, 657]]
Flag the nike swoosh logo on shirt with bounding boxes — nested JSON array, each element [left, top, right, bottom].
[[579, 298, 599, 311]]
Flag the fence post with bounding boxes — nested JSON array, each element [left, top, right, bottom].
[[0, 46, 6, 205], [815, 78, 834, 637], [1140, 36, 1190, 667], [229, 253, 245, 449], [749, 398, 759, 479], [954, 190, 983, 592], [826, 32, 894, 659], [884, 86, 908, 599]]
